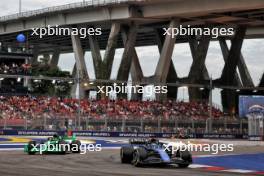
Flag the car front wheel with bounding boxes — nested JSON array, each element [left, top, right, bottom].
[[132, 148, 147, 167], [120, 146, 133, 163]]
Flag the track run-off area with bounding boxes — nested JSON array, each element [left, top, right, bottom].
[[0, 136, 264, 176]]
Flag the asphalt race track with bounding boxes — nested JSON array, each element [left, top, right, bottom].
[[0, 150, 245, 176], [0, 137, 264, 176]]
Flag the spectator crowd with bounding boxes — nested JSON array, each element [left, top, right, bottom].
[[0, 63, 31, 75], [0, 96, 223, 122]]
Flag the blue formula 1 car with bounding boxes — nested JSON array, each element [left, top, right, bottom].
[[120, 138, 192, 168]]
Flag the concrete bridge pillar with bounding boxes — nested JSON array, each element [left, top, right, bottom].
[[103, 23, 121, 79], [188, 35, 211, 101], [219, 37, 254, 87], [219, 37, 242, 113], [120, 25, 144, 100], [238, 55, 254, 87], [259, 73, 264, 89], [72, 63, 77, 77], [130, 52, 144, 100], [116, 24, 138, 99], [259, 74, 264, 95], [88, 35, 103, 79], [49, 49, 61, 68], [72, 49, 86, 77], [71, 31, 89, 99], [154, 20, 179, 101], [89, 23, 121, 99], [155, 28, 178, 100], [219, 38, 242, 87], [219, 26, 247, 113]]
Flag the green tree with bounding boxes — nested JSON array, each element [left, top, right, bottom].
[[31, 63, 72, 96]]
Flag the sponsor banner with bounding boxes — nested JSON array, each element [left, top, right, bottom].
[[1, 130, 65, 136], [0, 130, 252, 139], [248, 135, 263, 141], [199, 134, 248, 139]]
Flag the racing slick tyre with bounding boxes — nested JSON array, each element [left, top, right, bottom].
[[178, 150, 192, 168], [27, 141, 37, 155], [178, 163, 190, 168], [132, 148, 147, 167], [58, 140, 67, 154], [71, 140, 81, 153], [120, 146, 133, 163]]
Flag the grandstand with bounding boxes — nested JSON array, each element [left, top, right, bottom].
[[0, 94, 248, 136]]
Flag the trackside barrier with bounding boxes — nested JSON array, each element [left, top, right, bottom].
[[248, 135, 264, 141], [0, 130, 250, 139]]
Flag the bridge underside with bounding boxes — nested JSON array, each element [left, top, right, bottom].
[[0, 0, 264, 112]]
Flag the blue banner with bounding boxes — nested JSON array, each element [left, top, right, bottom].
[[0, 130, 248, 139]]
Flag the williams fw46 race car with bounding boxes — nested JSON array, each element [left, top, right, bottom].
[[24, 133, 81, 155], [120, 138, 192, 168]]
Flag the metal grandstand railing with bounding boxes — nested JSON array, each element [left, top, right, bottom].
[[0, 0, 137, 22], [0, 112, 248, 134]]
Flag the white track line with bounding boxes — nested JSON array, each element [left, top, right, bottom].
[[222, 169, 256, 173], [0, 143, 26, 145], [0, 148, 23, 151]]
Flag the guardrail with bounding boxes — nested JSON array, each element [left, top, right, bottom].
[[0, 129, 250, 139], [0, 0, 136, 22]]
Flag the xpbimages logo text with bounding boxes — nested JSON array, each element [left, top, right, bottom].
[[163, 25, 234, 39], [30, 143, 102, 155], [97, 83, 168, 97], [31, 25, 102, 38]]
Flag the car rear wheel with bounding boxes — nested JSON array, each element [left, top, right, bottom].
[[58, 140, 67, 154], [180, 150, 192, 161], [27, 141, 37, 155], [120, 146, 133, 163], [178, 150, 192, 168], [71, 140, 81, 153]]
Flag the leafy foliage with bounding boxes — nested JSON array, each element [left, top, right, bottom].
[[31, 63, 72, 96]]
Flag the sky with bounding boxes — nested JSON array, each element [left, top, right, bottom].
[[0, 0, 264, 107]]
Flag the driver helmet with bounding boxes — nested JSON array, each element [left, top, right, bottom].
[[53, 134, 59, 138], [149, 138, 158, 143]]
